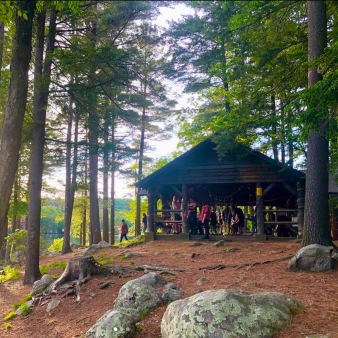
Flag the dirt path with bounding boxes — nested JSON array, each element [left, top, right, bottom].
[[1, 239, 338, 338]]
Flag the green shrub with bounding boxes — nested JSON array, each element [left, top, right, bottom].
[[4, 312, 16, 321], [19, 303, 30, 316], [5, 323, 12, 330], [0, 266, 21, 283], [48, 237, 64, 251], [129, 260, 135, 265]]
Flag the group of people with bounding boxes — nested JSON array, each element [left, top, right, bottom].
[[167, 196, 245, 238]]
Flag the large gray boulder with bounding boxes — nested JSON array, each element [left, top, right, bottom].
[[86, 309, 138, 338], [161, 289, 302, 338], [83, 241, 112, 256], [113, 272, 166, 319], [31, 274, 54, 296], [87, 272, 169, 338], [288, 244, 333, 272]]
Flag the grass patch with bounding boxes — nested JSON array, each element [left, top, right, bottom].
[[5, 323, 12, 330], [13, 294, 32, 309], [129, 260, 135, 265], [4, 312, 16, 321], [114, 236, 145, 248], [0, 266, 21, 283], [98, 257, 114, 265], [40, 261, 67, 276]]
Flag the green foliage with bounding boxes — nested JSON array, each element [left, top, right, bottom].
[[5, 322, 12, 330], [114, 236, 145, 248], [98, 257, 114, 265], [3, 312, 16, 321], [5, 230, 28, 265], [129, 260, 135, 265], [48, 237, 63, 251], [13, 294, 32, 309], [19, 303, 30, 316], [0, 266, 21, 283], [40, 261, 67, 275]]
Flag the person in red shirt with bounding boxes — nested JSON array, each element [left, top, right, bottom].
[[118, 219, 129, 242], [199, 201, 211, 239]]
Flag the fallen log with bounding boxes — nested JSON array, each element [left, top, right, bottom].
[[199, 255, 293, 271]]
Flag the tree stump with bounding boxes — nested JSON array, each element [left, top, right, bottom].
[[52, 256, 110, 290]]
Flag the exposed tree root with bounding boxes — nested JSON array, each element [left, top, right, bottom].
[[199, 255, 294, 271], [135, 265, 185, 272]]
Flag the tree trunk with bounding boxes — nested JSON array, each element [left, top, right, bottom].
[[110, 120, 115, 245], [0, 218, 7, 260], [62, 93, 77, 254], [24, 9, 57, 284], [302, 0, 332, 247], [11, 175, 19, 233], [0, 21, 4, 82], [271, 95, 279, 161], [88, 1, 101, 245], [102, 118, 109, 242], [0, 0, 35, 240]]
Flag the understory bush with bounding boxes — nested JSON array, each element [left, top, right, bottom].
[[48, 237, 63, 251], [0, 266, 21, 283]]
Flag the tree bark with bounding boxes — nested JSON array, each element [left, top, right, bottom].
[[0, 0, 36, 241], [302, 0, 332, 247], [102, 117, 109, 242], [110, 119, 115, 245], [62, 93, 77, 254], [24, 9, 57, 284], [0, 21, 4, 82], [88, 1, 101, 244]]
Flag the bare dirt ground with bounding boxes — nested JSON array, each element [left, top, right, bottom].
[[1, 238, 338, 338]]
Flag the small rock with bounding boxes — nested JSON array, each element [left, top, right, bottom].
[[213, 240, 226, 247], [31, 274, 54, 296], [15, 300, 33, 315], [124, 252, 139, 258], [171, 252, 181, 257], [196, 277, 207, 286], [191, 253, 196, 258], [305, 335, 330, 338], [46, 299, 60, 313], [189, 242, 203, 247], [155, 251, 163, 256]]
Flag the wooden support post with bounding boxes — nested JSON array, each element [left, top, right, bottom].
[[135, 190, 141, 237], [182, 184, 189, 233], [256, 182, 264, 235], [297, 181, 305, 238], [147, 187, 155, 233]]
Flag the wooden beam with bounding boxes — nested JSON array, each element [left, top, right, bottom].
[[170, 185, 182, 196], [256, 182, 264, 235], [263, 183, 277, 196], [282, 182, 297, 196]]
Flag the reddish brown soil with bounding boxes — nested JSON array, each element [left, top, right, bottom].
[[1, 239, 338, 338]]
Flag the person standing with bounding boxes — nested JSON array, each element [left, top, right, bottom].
[[199, 200, 211, 239], [118, 219, 128, 242], [142, 213, 147, 233], [188, 198, 198, 235]]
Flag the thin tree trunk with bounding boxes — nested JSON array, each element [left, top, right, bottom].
[[271, 95, 279, 161], [62, 96, 78, 254], [0, 0, 35, 239], [302, 0, 332, 247], [11, 175, 18, 233], [110, 120, 115, 245], [0, 218, 7, 260], [24, 9, 57, 284], [0, 21, 4, 82], [88, 1, 101, 244], [102, 117, 109, 242]]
